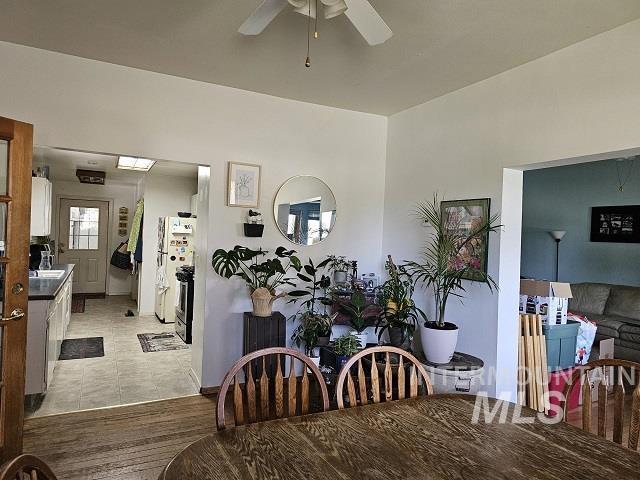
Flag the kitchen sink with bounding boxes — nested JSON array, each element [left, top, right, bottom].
[[34, 270, 66, 279]]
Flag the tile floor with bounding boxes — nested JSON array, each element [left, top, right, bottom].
[[26, 296, 197, 418]]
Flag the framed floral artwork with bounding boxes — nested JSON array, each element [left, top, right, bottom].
[[227, 162, 261, 208], [440, 198, 491, 282]]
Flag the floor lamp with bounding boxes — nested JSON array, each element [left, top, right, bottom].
[[549, 230, 566, 281]]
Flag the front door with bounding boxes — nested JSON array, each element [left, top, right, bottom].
[[58, 199, 109, 294], [0, 116, 33, 462]]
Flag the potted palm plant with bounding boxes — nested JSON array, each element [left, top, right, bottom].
[[376, 256, 426, 350], [338, 290, 370, 348], [211, 246, 300, 316], [405, 196, 500, 363]]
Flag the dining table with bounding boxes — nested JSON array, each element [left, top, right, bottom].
[[161, 394, 640, 479]]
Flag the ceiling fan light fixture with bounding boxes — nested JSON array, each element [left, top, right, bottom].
[[323, 0, 347, 19], [294, 1, 316, 18]]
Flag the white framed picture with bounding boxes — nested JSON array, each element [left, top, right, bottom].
[[227, 162, 261, 208]]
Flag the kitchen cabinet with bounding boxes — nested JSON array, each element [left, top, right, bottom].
[[30, 177, 52, 236], [25, 267, 74, 395]]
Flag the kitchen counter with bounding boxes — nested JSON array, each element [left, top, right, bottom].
[[28, 264, 75, 300]]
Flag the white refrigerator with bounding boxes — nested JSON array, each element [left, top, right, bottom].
[[154, 216, 196, 323]]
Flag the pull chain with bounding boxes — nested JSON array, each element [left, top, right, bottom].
[[305, 0, 319, 67]]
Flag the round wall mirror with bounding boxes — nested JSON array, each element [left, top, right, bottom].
[[273, 176, 337, 246]]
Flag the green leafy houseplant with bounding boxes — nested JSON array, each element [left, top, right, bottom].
[[375, 256, 427, 349], [211, 245, 301, 316], [288, 257, 333, 354], [291, 311, 333, 356], [333, 333, 360, 357], [326, 255, 351, 273], [404, 196, 501, 329], [339, 290, 369, 334]]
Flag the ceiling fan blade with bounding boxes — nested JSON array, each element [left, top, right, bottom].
[[343, 0, 392, 46], [239, 0, 289, 35]]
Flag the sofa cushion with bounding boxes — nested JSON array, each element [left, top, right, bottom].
[[569, 283, 611, 315], [604, 286, 640, 321], [619, 322, 640, 344]]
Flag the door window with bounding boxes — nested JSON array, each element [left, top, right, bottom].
[[69, 206, 100, 249]]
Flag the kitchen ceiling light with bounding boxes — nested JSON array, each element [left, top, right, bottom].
[[117, 156, 156, 172]]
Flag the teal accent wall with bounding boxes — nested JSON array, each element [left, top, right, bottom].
[[521, 158, 640, 286]]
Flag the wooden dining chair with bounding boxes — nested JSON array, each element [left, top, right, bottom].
[[0, 454, 58, 480], [561, 358, 640, 450], [335, 346, 433, 409], [216, 347, 330, 430]]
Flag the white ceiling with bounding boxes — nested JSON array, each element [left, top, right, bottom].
[[1, 1, 640, 115], [33, 146, 198, 185]]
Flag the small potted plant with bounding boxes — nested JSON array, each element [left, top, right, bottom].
[[333, 333, 360, 369], [338, 290, 370, 348], [291, 312, 333, 364], [326, 255, 351, 286], [404, 195, 500, 363], [376, 256, 426, 350], [211, 246, 300, 316], [288, 257, 333, 357]]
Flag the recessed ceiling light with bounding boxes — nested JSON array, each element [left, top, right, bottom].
[[116, 156, 156, 172]]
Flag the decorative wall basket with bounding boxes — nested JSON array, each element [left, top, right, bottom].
[[244, 223, 264, 237]]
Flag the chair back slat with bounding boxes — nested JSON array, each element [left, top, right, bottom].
[[301, 369, 310, 415], [246, 365, 257, 422], [233, 377, 245, 426], [397, 356, 405, 400], [370, 353, 380, 404], [561, 358, 640, 449], [216, 348, 329, 430], [357, 359, 367, 405], [275, 354, 284, 418], [630, 388, 640, 450], [581, 376, 592, 432], [288, 360, 297, 416], [346, 371, 357, 406], [409, 365, 419, 397], [0, 455, 57, 480], [259, 357, 269, 419], [613, 382, 624, 444], [384, 353, 393, 402], [597, 381, 608, 437], [336, 346, 433, 409]]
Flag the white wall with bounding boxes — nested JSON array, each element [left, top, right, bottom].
[[50, 180, 136, 295], [137, 173, 197, 315], [383, 19, 640, 399], [0, 41, 388, 388]]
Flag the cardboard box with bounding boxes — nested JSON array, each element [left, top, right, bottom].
[[519, 279, 573, 325]]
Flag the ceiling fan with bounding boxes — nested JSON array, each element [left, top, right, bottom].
[[239, 0, 392, 46]]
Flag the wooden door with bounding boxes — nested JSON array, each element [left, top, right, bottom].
[[58, 198, 109, 294], [0, 116, 33, 462]]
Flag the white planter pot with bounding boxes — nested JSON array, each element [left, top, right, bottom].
[[420, 323, 459, 364], [307, 355, 321, 373], [333, 271, 348, 284]]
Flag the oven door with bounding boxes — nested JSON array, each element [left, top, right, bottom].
[[176, 280, 188, 320]]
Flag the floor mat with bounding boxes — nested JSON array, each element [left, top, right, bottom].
[[71, 294, 86, 313], [137, 332, 189, 352], [59, 337, 104, 360]]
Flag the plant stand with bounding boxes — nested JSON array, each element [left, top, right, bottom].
[[243, 311, 286, 377]]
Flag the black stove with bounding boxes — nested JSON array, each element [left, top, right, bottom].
[[175, 266, 195, 344]]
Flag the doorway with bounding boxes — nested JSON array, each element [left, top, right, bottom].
[[25, 146, 204, 418], [58, 198, 109, 294]]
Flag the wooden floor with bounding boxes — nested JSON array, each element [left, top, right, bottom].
[[24, 394, 218, 480]]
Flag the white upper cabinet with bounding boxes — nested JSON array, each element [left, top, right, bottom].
[[31, 177, 52, 236]]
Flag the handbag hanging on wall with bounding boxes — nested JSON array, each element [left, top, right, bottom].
[[110, 242, 131, 270]]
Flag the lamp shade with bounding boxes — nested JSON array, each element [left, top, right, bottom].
[[549, 230, 566, 241]]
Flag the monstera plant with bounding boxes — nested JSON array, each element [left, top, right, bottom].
[[211, 246, 301, 316]]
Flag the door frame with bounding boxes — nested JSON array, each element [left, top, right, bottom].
[[0, 117, 33, 462], [54, 195, 113, 295]]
